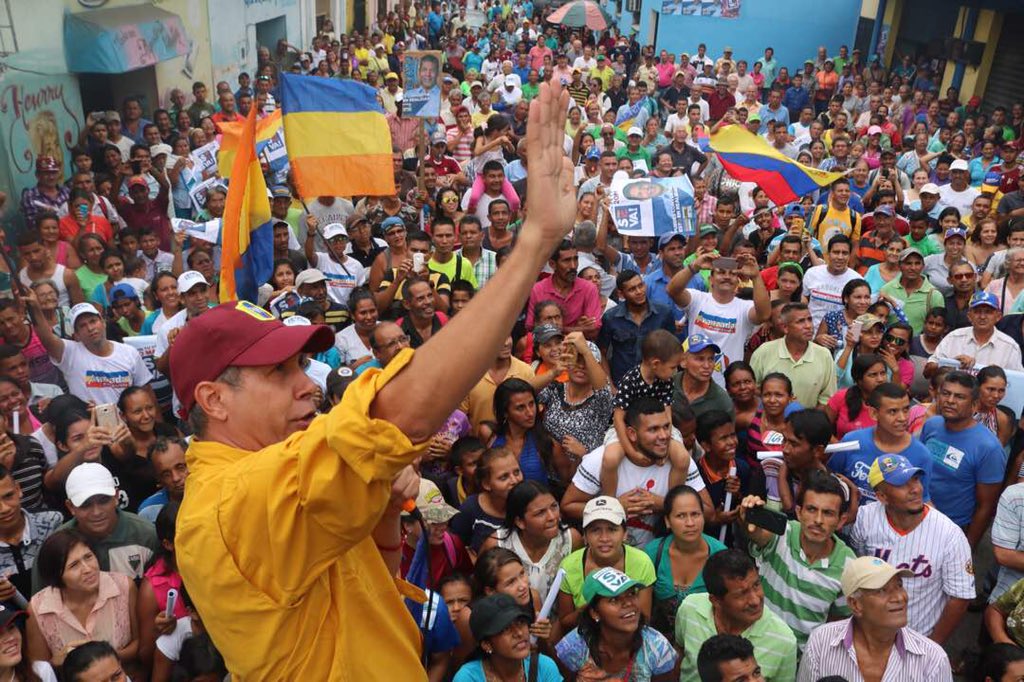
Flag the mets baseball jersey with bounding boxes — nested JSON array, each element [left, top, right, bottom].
[[848, 503, 974, 636]]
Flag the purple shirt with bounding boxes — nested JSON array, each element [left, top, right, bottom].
[[526, 276, 603, 332]]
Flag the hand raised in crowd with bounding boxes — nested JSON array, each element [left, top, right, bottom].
[[522, 82, 576, 252], [529, 617, 553, 641], [0, 574, 16, 602], [387, 465, 420, 515], [736, 251, 760, 278], [426, 434, 453, 462]]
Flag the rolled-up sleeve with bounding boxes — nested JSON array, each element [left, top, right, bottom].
[[209, 349, 428, 600]]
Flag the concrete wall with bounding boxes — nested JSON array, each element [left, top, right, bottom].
[[639, 0, 861, 76], [207, 0, 313, 89]]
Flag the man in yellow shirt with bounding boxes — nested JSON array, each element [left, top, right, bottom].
[[171, 84, 578, 680]]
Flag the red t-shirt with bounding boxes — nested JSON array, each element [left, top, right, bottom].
[[400, 532, 474, 584], [58, 214, 113, 244]]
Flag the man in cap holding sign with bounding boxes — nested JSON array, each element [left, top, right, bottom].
[[171, 83, 580, 679]]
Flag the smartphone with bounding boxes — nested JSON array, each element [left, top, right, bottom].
[[412, 252, 425, 272], [746, 506, 788, 535], [561, 342, 579, 367], [130, 160, 142, 175], [94, 403, 120, 430], [712, 257, 738, 271], [849, 320, 863, 343]]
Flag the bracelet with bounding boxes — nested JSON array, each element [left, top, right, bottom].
[[375, 540, 403, 552]]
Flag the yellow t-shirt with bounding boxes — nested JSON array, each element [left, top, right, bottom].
[[177, 351, 427, 680], [460, 357, 536, 429]]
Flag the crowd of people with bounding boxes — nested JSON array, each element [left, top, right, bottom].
[[5, 0, 1024, 680]]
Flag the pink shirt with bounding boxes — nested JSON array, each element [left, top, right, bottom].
[[525, 276, 603, 332], [144, 556, 187, 619], [32, 572, 133, 657], [827, 388, 877, 439], [656, 62, 676, 88], [528, 45, 552, 71]]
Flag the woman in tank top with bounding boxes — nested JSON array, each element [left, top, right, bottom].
[[479, 480, 582, 602]]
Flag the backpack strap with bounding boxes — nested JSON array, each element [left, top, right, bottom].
[[442, 532, 457, 568]]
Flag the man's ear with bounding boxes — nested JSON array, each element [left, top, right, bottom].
[[193, 379, 234, 426]]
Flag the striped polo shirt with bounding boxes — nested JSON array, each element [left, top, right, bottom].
[[675, 592, 798, 682], [751, 520, 855, 650]]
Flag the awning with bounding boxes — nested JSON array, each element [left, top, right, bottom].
[[64, 5, 190, 74]]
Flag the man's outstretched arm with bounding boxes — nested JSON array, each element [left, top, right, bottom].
[[373, 83, 577, 443]]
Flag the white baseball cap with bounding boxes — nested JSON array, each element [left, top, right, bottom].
[[177, 270, 209, 293], [149, 143, 172, 158], [627, 126, 643, 137], [950, 159, 969, 172], [68, 302, 101, 329], [65, 463, 117, 507], [919, 183, 941, 195], [295, 268, 328, 288], [322, 223, 348, 240], [583, 496, 626, 528], [282, 315, 311, 327]]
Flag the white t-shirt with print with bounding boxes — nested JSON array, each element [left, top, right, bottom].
[[802, 265, 861, 330], [335, 323, 374, 365], [572, 441, 705, 548], [313, 253, 368, 307], [685, 290, 757, 387], [54, 340, 152, 405]]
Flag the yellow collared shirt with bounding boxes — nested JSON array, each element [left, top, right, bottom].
[[177, 350, 427, 680]]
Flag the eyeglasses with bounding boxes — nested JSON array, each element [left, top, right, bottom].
[[883, 334, 907, 346], [379, 334, 410, 351], [441, 196, 459, 203]]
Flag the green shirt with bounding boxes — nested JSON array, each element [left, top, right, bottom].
[[879, 277, 944, 334], [522, 82, 539, 102], [671, 372, 735, 421], [428, 254, 478, 289], [905, 233, 943, 257], [643, 534, 726, 602], [750, 337, 837, 408], [116, 308, 153, 337], [76, 266, 108, 297], [675, 592, 798, 682], [559, 545, 656, 608], [616, 146, 652, 167], [749, 520, 854, 650]]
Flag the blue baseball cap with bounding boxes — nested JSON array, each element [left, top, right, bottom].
[[270, 185, 291, 199], [585, 146, 601, 161], [784, 204, 805, 219], [381, 216, 406, 232], [970, 291, 1000, 309], [867, 455, 923, 489], [873, 204, 894, 217], [944, 227, 967, 241], [658, 232, 686, 249], [109, 282, 139, 302], [683, 333, 720, 355]]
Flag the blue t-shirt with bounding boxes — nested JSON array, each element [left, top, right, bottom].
[[453, 654, 561, 682], [919, 417, 1006, 526], [492, 432, 546, 483], [556, 626, 677, 678], [832, 427, 933, 504], [407, 590, 461, 657]]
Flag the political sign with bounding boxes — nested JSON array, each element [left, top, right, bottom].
[[608, 173, 696, 238], [171, 217, 221, 245], [403, 51, 443, 118]]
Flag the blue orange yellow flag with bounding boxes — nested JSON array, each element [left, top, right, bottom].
[[280, 73, 394, 198], [219, 106, 274, 303], [217, 109, 283, 179], [710, 124, 845, 204]]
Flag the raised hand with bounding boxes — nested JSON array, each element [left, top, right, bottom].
[[522, 83, 576, 253]]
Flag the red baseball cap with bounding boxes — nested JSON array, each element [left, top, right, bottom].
[[35, 156, 59, 172], [170, 301, 335, 417]]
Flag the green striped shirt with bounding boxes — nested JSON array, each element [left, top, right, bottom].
[[751, 520, 854, 649], [675, 593, 797, 682]]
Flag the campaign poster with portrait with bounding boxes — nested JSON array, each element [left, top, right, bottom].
[[661, 0, 740, 17], [402, 51, 443, 118], [609, 174, 696, 238]]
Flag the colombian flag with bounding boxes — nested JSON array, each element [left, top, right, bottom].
[[220, 106, 274, 304], [217, 109, 282, 179], [280, 73, 393, 198], [710, 125, 846, 205]]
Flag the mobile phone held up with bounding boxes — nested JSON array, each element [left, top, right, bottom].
[[94, 403, 120, 430], [746, 506, 788, 535]]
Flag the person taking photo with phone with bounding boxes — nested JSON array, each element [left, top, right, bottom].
[[739, 470, 855, 653]]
